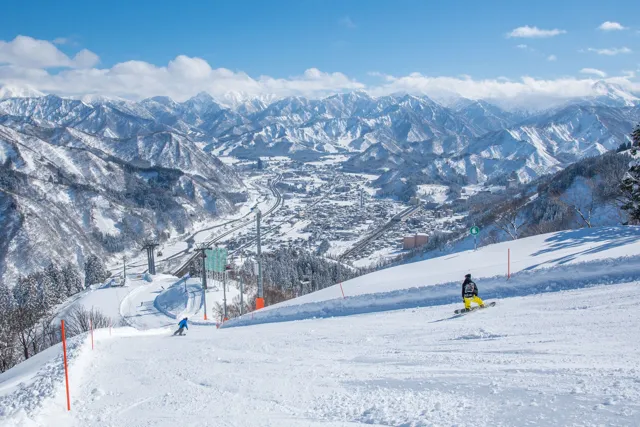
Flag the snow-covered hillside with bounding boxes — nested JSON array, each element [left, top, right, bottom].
[[0, 120, 245, 284], [2, 84, 639, 279], [225, 226, 640, 326], [1, 226, 640, 426]]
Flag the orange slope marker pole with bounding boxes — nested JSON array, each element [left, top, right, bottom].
[[61, 320, 71, 411]]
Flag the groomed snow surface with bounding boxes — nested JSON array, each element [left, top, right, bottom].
[[1, 226, 640, 426]]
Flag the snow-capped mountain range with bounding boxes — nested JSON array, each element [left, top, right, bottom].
[[2, 83, 638, 182], [0, 81, 638, 281], [1, 82, 638, 188], [0, 88, 247, 285]]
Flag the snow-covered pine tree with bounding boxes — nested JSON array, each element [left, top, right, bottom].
[[34, 271, 55, 311], [0, 283, 17, 372], [45, 263, 67, 302], [12, 275, 41, 359], [62, 262, 84, 295], [621, 124, 640, 224], [84, 255, 109, 287]]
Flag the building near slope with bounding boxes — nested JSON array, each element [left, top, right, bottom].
[[403, 234, 428, 250]]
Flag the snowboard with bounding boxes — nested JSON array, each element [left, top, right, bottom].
[[454, 301, 496, 314]]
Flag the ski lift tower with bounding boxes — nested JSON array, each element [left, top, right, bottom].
[[251, 207, 264, 309], [141, 241, 159, 275]]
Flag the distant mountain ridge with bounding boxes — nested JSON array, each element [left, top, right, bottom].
[[0, 93, 246, 285], [1, 82, 639, 281], [2, 83, 639, 190]]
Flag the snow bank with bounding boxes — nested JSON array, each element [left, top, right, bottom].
[[153, 277, 223, 326], [223, 255, 640, 328], [154, 277, 202, 320], [0, 327, 168, 426], [223, 226, 640, 328], [0, 336, 86, 421]]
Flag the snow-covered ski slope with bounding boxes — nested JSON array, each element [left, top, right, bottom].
[[224, 226, 640, 327], [52, 272, 240, 331], [3, 281, 640, 426], [2, 226, 640, 426]]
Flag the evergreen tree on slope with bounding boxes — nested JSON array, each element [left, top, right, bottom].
[[63, 262, 84, 294], [621, 124, 640, 224], [84, 255, 109, 287]]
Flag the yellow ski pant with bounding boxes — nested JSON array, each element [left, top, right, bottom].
[[464, 296, 484, 309]]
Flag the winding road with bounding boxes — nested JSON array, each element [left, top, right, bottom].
[[171, 174, 283, 276]]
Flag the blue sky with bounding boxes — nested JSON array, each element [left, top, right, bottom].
[[0, 0, 638, 103]]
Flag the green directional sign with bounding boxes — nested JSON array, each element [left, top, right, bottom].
[[205, 248, 228, 272], [470, 226, 480, 236]]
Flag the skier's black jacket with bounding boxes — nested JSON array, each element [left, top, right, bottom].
[[462, 278, 478, 299]]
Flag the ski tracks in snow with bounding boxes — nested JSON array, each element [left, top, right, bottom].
[[23, 282, 640, 427]]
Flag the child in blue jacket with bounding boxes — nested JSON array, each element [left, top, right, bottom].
[[173, 317, 188, 336]]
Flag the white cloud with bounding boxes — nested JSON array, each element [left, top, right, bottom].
[[52, 37, 69, 45], [2, 35, 639, 110], [73, 49, 100, 68], [339, 16, 357, 29], [547, 55, 557, 61], [598, 21, 627, 31], [516, 44, 528, 49], [0, 55, 363, 102], [507, 26, 566, 38], [580, 68, 607, 78], [368, 71, 396, 82], [366, 73, 640, 109], [0, 35, 99, 68], [587, 47, 632, 56]]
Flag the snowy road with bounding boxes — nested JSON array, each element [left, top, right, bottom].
[[37, 282, 640, 427]]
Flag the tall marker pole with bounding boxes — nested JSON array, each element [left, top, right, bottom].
[[240, 274, 244, 315], [194, 246, 212, 320], [256, 209, 264, 309], [223, 269, 228, 320], [61, 320, 71, 411], [239, 254, 244, 315], [201, 250, 208, 320]]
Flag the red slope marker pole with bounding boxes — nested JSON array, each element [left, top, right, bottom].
[[339, 283, 345, 299], [61, 320, 71, 411]]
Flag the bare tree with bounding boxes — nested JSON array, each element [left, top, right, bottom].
[[39, 315, 62, 349], [496, 207, 528, 240], [64, 306, 111, 337], [480, 228, 502, 246], [551, 176, 604, 229], [554, 186, 594, 228], [11, 276, 42, 360]]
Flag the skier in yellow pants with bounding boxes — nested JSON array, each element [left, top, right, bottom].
[[462, 273, 485, 311]]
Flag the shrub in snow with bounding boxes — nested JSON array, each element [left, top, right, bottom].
[[63, 305, 111, 337]]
